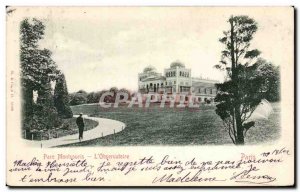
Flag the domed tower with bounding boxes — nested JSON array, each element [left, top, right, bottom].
[[170, 61, 185, 69], [138, 65, 165, 94], [143, 65, 155, 72], [143, 65, 157, 75], [164, 61, 191, 94]]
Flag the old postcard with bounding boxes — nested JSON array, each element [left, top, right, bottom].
[[6, 6, 294, 187]]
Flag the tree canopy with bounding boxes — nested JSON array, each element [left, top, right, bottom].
[[214, 15, 272, 145], [20, 18, 72, 133]]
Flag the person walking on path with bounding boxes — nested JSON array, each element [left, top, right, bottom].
[[76, 113, 85, 142]]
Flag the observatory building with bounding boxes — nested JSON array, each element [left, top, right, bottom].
[[138, 61, 218, 103]]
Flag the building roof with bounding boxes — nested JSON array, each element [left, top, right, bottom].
[[192, 78, 218, 87], [192, 77, 219, 84], [141, 76, 166, 82]]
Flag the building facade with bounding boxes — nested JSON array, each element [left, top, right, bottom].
[[138, 61, 218, 103]]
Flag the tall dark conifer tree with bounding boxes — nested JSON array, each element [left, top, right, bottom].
[[54, 73, 73, 118], [215, 16, 265, 145]]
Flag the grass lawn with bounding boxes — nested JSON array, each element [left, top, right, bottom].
[[68, 102, 281, 146]]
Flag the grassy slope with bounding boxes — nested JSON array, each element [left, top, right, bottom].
[[68, 102, 280, 146]]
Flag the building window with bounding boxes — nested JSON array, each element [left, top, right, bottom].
[[174, 81, 176, 85], [204, 88, 207, 94], [199, 88, 201, 93], [210, 89, 213, 94]]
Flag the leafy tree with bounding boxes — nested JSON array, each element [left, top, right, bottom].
[[109, 87, 119, 103], [54, 73, 73, 118], [69, 90, 88, 105], [85, 88, 131, 104], [94, 90, 106, 103], [35, 81, 61, 129], [86, 91, 107, 103], [20, 18, 46, 123], [118, 88, 131, 101], [215, 15, 265, 145], [77, 90, 88, 96], [87, 92, 95, 103], [20, 18, 61, 131], [256, 59, 280, 102]]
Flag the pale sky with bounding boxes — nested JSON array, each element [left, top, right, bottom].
[[36, 7, 293, 92]]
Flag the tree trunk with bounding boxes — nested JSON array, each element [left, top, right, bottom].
[[22, 83, 34, 121], [230, 17, 244, 145], [235, 106, 244, 145], [230, 18, 236, 74]]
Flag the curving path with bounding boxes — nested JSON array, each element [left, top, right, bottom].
[[24, 115, 126, 148]]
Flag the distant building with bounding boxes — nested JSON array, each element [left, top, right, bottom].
[[138, 61, 218, 103]]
